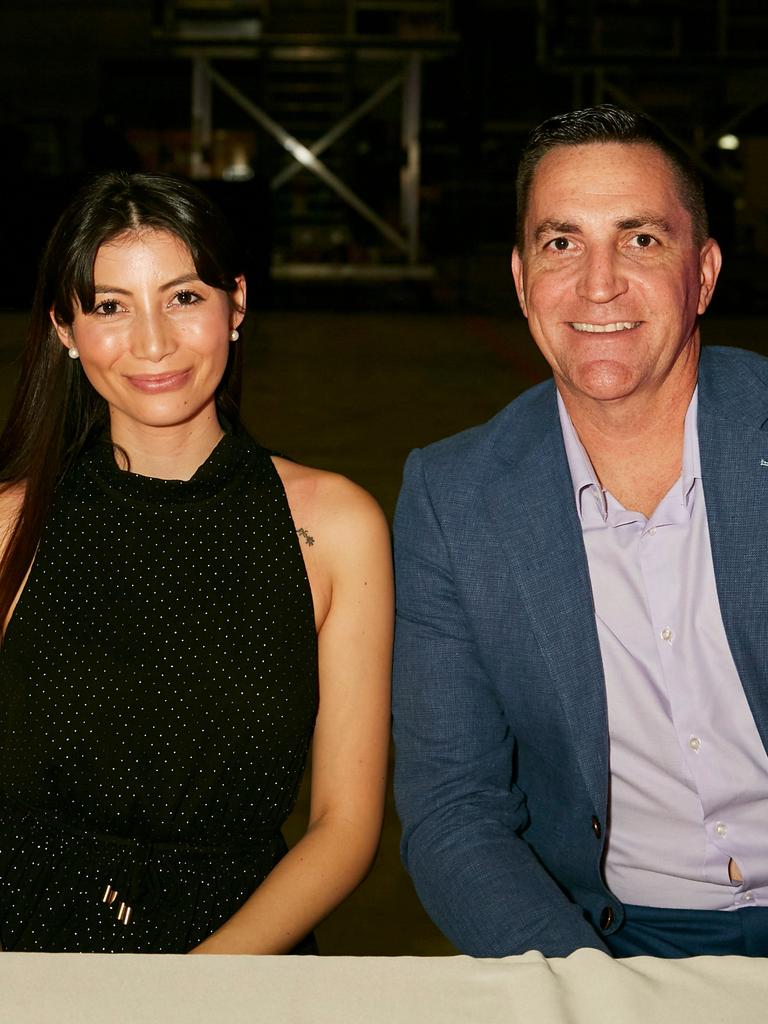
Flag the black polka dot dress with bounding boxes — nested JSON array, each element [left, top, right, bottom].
[[0, 432, 318, 952]]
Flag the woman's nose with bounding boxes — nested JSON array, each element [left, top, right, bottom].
[[130, 312, 176, 361]]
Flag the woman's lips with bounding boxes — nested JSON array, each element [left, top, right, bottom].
[[125, 370, 191, 393]]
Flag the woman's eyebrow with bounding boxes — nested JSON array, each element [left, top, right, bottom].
[[92, 274, 202, 295], [160, 273, 202, 291], [93, 284, 130, 294]]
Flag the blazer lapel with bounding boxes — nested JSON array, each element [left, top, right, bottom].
[[699, 402, 768, 752], [485, 403, 609, 814]]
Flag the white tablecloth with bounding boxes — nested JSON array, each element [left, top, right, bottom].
[[3, 950, 767, 1023]]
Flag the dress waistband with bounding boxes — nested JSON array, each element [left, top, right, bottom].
[[0, 790, 275, 857], [0, 791, 280, 926]]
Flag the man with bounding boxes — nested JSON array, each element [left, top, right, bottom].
[[392, 105, 768, 958]]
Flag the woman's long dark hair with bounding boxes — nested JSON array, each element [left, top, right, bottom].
[[0, 172, 246, 634]]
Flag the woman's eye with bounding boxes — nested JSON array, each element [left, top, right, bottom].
[[174, 290, 201, 306], [94, 299, 121, 316]]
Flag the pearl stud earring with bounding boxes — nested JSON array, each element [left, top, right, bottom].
[[68, 346, 80, 360], [230, 329, 240, 342]]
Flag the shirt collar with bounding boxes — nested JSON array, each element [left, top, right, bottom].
[[557, 386, 701, 524]]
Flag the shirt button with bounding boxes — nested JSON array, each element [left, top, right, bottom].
[[689, 736, 701, 752], [661, 627, 673, 643], [743, 892, 754, 902], [715, 822, 727, 838], [648, 527, 657, 536], [591, 815, 602, 839]]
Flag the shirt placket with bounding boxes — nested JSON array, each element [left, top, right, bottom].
[[637, 507, 741, 897]]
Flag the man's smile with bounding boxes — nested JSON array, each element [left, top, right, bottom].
[[568, 321, 642, 334]]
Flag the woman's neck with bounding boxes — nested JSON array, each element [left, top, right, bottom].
[[108, 410, 225, 481]]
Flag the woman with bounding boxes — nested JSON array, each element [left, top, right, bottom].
[[0, 173, 393, 954]]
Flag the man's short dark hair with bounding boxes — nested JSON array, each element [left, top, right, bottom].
[[515, 104, 708, 251]]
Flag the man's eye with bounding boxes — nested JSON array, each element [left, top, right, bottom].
[[633, 234, 655, 248], [547, 237, 571, 251]]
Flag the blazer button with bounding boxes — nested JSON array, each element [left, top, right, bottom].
[[591, 815, 602, 839], [600, 906, 614, 930]]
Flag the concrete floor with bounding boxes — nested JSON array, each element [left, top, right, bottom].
[[1, 308, 766, 954]]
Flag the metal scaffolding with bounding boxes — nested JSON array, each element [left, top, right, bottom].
[[158, 1, 456, 280]]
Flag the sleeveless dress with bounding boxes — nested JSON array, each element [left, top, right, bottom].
[[0, 432, 319, 953]]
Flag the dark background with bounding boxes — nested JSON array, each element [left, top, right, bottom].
[[0, 0, 766, 313]]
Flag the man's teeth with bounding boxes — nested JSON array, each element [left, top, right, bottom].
[[570, 321, 639, 333]]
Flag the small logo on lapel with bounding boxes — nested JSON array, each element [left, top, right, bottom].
[[762, 459, 768, 467]]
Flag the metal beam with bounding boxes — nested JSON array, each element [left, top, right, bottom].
[[271, 70, 404, 190], [190, 56, 212, 178], [400, 53, 422, 266], [205, 63, 409, 252]]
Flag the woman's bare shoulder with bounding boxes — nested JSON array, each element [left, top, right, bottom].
[[270, 457, 389, 544]]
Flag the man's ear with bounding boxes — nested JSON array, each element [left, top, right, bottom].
[[511, 248, 528, 318], [697, 238, 722, 316]]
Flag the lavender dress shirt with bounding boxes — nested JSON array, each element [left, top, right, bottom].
[[558, 388, 768, 910]]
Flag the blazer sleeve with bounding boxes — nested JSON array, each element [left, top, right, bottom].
[[392, 449, 608, 958]]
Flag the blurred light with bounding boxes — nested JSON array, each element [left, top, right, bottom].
[[222, 144, 255, 181], [717, 134, 740, 151], [222, 162, 254, 181], [283, 139, 314, 167]]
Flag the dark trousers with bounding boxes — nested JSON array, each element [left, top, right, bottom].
[[605, 904, 768, 958]]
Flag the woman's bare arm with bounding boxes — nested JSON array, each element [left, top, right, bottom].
[[0, 483, 27, 632], [190, 468, 393, 954]]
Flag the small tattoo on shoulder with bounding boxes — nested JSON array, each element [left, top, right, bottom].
[[297, 527, 315, 547]]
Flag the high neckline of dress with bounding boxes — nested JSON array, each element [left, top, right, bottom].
[[82, 431, 252, 506]]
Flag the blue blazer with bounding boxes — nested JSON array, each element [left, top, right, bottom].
[[392, 345, 768, 958]]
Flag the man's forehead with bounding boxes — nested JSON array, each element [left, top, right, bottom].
[[528, 142, 681, 209]]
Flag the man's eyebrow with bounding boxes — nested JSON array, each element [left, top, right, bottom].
[[533, 220, 580, 241], [615, 215, 672, 233], [532, 215, 675, 243]]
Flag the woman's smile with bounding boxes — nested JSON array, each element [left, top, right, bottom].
[[125, 369, 192, 393], [52, 228, 245, 444]]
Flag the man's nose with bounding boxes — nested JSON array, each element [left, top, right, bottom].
[[131, 312, 176, 361], [575, 247, 628, 304]]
